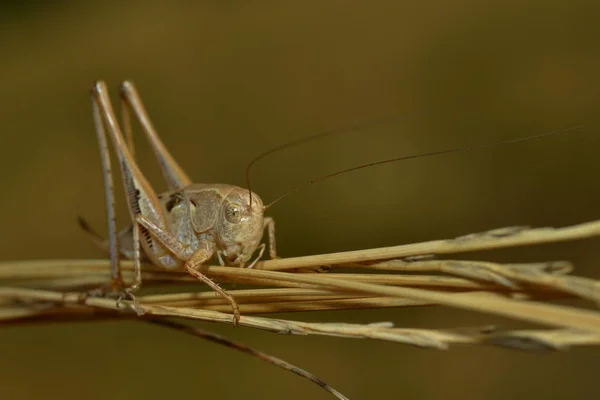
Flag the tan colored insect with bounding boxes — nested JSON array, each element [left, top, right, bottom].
[[81, 80, 578, 327], [81, 81, 276, 326]]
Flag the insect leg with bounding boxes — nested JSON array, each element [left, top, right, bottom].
[[119, 81, 191, 191], [130, 221, 142, 292], [90, 92, 123, 290], [120, 96, 136, 160], [92, 81, 171, 294], [263, 217, 277, 259], [78, 216, 150, 264], [246, 244, 266, 269], [136, 215, 241, 326], [245, 217, 275, 269], [186, 250, 241, 326]]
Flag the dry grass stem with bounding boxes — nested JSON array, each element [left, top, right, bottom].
[[2, 220, 600, 399], [256, 220, 600, 270], [147, 318, 350, 400], [1, 219, 600, 352]]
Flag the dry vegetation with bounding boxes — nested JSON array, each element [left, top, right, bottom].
[[1, 218, 600, 398]]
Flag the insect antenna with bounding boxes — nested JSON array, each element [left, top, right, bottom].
[[264, 125, 583, 210], [245, 115, 400, 209]]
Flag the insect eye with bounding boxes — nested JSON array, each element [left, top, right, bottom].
[[224, 202, 242, 224]]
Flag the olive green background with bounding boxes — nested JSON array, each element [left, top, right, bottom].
[[1, 1, 599, 399]]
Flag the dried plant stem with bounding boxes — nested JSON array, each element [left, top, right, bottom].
[[1, 219, 600, 354], [181, 267, 600, 333], [148, 319, 349, 400], [2, 259, 600, 332], [1, 288, 599, 351], [140, 288, 362, 303], [256, 220, 600, 270]]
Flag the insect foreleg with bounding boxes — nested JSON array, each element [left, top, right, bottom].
[[136, 215, 241, 326], [264, 217, 277, 259], [246, 244, 266, 269], [241, 218, 275, 269]]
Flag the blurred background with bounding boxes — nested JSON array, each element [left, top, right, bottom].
[[1, 1, 599, 399]]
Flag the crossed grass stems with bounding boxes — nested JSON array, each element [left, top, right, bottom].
[[2, 219, 600, 399]]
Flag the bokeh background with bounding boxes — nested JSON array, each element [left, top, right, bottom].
[[1, 1, 600, 399]]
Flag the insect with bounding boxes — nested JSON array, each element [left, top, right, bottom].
[[81, 80, 578, 327], [81, 81, 276, 325]]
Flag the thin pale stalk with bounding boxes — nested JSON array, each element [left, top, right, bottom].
[[148, 319, 349, 400], [2, 293, 599, 351], [254, 220, 600, 271]]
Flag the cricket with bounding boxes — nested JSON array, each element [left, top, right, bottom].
[[80, 80, 578, 328], [79, 81, 280, 326]]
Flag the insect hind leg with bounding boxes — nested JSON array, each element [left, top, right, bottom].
[[86, 80, 169, 314], [119, 81, 192, 191]]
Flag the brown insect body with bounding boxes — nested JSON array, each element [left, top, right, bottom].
[[151, 184, 267, 269]]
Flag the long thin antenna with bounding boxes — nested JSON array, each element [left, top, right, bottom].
[[265, 125, 583, 209], [245, 115, 400, 208]]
